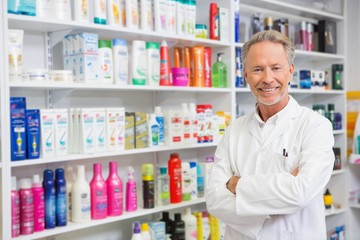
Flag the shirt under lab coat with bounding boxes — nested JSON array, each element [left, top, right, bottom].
[[206, 96, 335, 240]]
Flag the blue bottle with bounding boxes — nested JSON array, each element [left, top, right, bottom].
[[55, 168, 67, 226], [43, 169, 56, 229]]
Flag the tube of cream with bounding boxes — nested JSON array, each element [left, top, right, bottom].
[[8, 29, 24, 81]]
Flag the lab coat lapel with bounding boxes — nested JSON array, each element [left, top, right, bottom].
[[248, 116, 263, 144], [262, 118, 290, 149]]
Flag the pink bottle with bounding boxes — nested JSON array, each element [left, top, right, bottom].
[[19, 178, 34, 235], [32, 174, 45, 232], [11, 177, 20, 238], [125, 166, 137, 212], [106, 161, 123, 216], [90, 163, 108, 219]]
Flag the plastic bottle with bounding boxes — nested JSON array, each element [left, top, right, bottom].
[[32, 174, 45, 232], [112, 39, 128, 85], [157, 166, 170, 206], [212, 53, 227, 88], [148, 113, 160, 147], [181, 162, 191, 201], [142, 163, 155, 208], [146, 42, 160, 86], [160, 41, 172, 86], [183, 208, 197, 240], [131, 221, 143, 240], [106, 161, 123, 216], [93, 0, 107, 24], [125, 0, 139, 29], [90, 163, 108, 219], [72, 0, 90, 22], [155, 106, 165, 146], [8, 0, 21, 14], [181, 103, 191, 144], [141, 222, 151, 240], [11, 176, 20, 237], [324, 188, 333, 209], [209, 3, 219, 40], [189, 103, 198, 144], [43, 169, 56, 229], [140, 0, 153, 31], [36, 0, 52, 18], [19, 178, 34, 235], [168, 153, 182, 203], [55, 168, 67, 226], [172, 213, 185, 240], [132, 40, 147, 85], [209, 214, 220, 240], [19, 0, 36, 16], [72, 165, 91, 223], [126, 166, 138, 212], [107, 0, 121, 26], [99, 40, 113, 84], [160, 211, 174, 235], [196, 163, 205, 198], [193, 212, 203, 240], [189, 162, 197, 200], [53, 0, 72, 20], [65, 166, 74, 221]]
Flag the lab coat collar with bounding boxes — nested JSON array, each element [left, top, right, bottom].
[[249, 95, 301, 147]]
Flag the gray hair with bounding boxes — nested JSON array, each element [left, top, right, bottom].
[[242, 30, 295, 68]]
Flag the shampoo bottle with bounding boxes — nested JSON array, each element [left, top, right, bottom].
[[181, 162, 191, 201], [196, 163, 205, 198], [131, 40, 147, 85], [146, 42, 160, 86], [19, 178, 34, 235], [11, 176, 20, 237], [183, 208, 197, 240], [107, 0, 121, 26], [72, 165, 91, 223], [93, 0, 107, 24], [142, 164, 155, 208], [168, 153, 182, 203], [212, 53, 227, 88], [72, 0, 90, 22], [90, 163, 108, 219], [131, 221, 143, 240], [160, 211, 174, 235], [126, 166, 138, 212], [160, 40, 172, 86], [141, 222, 151, 240], [112, 38, 128, 85], [55, 168, 67, 226], [148, 113, 160, 147], [43, 169, 56, 229], [65, 166, 75, 221], [172, 213, 185, 240], [154, 106, 165, 146], [157, 166, 170, 206], [106, 161, 123, 216], [98, 40, 113, 84], [32, 174, 45, 232]]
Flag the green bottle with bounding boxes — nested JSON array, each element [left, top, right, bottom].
[[212, 53, 227, 88]]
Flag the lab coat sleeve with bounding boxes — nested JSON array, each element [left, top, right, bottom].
[[206, 124, 267, 238], [235, 116, 334, 216]]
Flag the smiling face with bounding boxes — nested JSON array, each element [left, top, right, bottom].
[[244, 41, 294, 111]]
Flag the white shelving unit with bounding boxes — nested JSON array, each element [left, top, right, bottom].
[[0, 0, 348, 239]]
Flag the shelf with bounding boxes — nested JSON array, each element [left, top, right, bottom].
[[331, 169, 345, 176], [10, 142, 218, 167], [235, 88, 345, 95], [333, 130, 345, 135], [240, 0, 344, 21], [295, 50, 345, 61], [350, 204, 360, 209], [325, 208, 347, 217], [14, 198, 205, 240], [8, 14, 230, 48], [9, 81, 231, 93]]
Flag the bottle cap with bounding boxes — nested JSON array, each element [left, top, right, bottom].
[[160, 167, 168, 175], [142, 164, 154, 181], [170, 153, 179, 158], [155, 106, 162, 114], [141, 223, 149, 232], [161, 40, 168, 47], [11, 176, 17, 191], [43, 169, 54, 181], [127, 166, 135, 180], [189, 162, 196, 169], [197, 163, 204, 175], [133, 221, 141, 234], [162, 211, 170, 219], [174, 213, 182, 221], [146, 42, 159, 49], [32, 174, 41, 187], [20, 178, 32, 189], [112, 38, 127, 46], [98, 40, 111, 48], [328, 104, 335, 111], [55, 168, 65, 179], [205, 156, 214, 163]]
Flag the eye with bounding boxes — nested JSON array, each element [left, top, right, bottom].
[[252, 68, 262, 73], [272, 66, 282, 71]]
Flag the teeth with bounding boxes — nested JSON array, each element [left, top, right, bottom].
[[261, 88, 276, 92]]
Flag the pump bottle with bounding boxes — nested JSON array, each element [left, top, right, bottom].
[[212, 53, 227, 88]]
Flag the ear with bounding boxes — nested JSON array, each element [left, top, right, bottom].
[[289, 64, 294, 76], [244, 67, 249, 84]]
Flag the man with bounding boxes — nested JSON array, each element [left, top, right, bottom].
[[206, 30, 334, 240]]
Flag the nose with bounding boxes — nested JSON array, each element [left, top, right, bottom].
[[263, 68, 273, 84]]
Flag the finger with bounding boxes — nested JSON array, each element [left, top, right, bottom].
[[291, 166, 300, 176]]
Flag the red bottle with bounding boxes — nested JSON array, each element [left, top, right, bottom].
[[106, 161, 123, 216], [160, 40, 172, 86], [209, 3, 219, 40], [168, 153, 182, 203]]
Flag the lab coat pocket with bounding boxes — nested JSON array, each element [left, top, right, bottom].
[[284, 231, 325, 240], [272, 151, 299, 173]]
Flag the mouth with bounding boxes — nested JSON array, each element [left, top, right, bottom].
[[258, 86, 280, 92]]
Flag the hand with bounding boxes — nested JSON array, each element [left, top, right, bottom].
[[291, 166, 300, 176], [226, 176, 240, 194]]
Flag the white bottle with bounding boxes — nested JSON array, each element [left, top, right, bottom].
[[112, 39, 128, 85], [141, 223, 151, 240], [154, 106, 165, 146], [167, 0, 176, 33], [140, 0, 152, 31], [72, 0, 90, 22], [153, 0, 167, 32], [107, 0, 121, 26], [126, 0, 139, 29], [71, 165, 91, 223], [176, 0, 185, 35], [53, 0, 72, 20], [189, 103, 198, 144], [131, 40, 147, 85], [131, 221, 143, 240], [98, 40, 113, 84], [148, 113, 159, 147], [146, 42, 160, 86], [183, 208, 197, 240], [37, 0, 53, 18], [65, 166, 75, 221], [92, 0, 107, 24], [185, 0, 196, 36], [181, 103, 191, 144], [182, 162, 192, 201]]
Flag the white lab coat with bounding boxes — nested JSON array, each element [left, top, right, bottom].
[[206, 96, 334, 240]]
